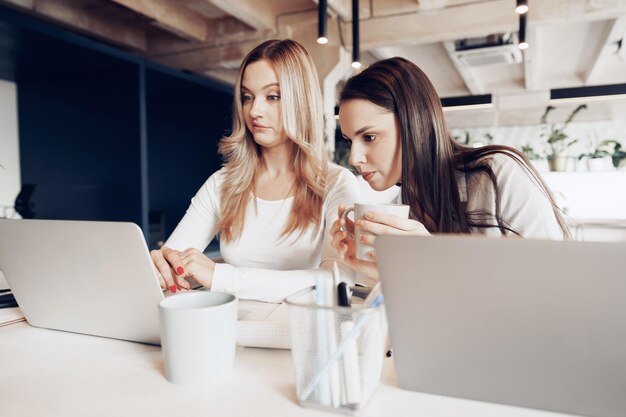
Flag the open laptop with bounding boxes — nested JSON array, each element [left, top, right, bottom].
[[375, 235, 626, 417], [0, 219, 164, 344]]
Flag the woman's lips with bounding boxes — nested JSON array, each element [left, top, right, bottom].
[[362, 171, 375, 181]]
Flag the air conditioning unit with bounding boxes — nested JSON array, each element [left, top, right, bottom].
[[455, 44, 522, 67], [444, 34, 523, 68]]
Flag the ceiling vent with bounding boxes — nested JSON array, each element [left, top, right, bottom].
[[455, 44, 522, 67], [444, 33, 522, 68]]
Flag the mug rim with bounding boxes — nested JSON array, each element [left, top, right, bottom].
[[159, 290, 236, 311], [353, 202, 408, 207]]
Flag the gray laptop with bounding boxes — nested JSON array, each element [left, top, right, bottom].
[[375, 235, 626, 417], [0, 219, 164, 344]]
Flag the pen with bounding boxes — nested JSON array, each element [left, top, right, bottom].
[[338, 282, 350, 307]]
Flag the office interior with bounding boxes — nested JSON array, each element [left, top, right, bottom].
[[1, 1, 626, 416]]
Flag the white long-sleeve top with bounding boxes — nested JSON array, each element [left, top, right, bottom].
[[165, 165, 360, 302], [396, 153, 564, 239], [461, 153, 564, 239]]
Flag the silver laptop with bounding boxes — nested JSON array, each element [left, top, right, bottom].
[[375, 235, 626, 417], [0, 219, 164, 344]]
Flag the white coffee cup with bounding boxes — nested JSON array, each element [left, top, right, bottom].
[[343, 202, 410, 260], [159, 291, 237, 385]]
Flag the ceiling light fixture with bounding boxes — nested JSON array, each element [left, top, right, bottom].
[[515, 0, 528, 15], [317, 0, 328, 44], [518, 13, 528, 50], [441, 94, 493, 111], [549, 83, 626, 104], [351, 0, 361, 69]]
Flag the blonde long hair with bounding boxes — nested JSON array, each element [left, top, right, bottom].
[[218, 39, 331, 242]]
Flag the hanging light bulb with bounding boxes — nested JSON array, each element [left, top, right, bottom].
[[317, 0, 328, 44], [351, 0, 361, 68], [515, 0, 528, 15], [518, 13, 528, 50]]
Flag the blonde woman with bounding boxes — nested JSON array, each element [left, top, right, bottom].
[[151, 39, 359, 302]]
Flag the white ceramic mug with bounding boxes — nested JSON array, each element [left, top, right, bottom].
[[159, 291, 237, 385], [343, 202, 410, 260]]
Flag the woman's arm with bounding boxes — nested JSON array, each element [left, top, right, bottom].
[[152, 171, 222, 291], [487, 154, 564, 239]]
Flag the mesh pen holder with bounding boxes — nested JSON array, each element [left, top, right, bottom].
[[286, 286, 388, 415]]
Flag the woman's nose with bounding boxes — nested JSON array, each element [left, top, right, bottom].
[[349, 143, 366, 167], [249, 98, 263, 118]]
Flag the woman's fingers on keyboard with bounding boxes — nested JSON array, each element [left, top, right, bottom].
[[151, 248, 177, 292]]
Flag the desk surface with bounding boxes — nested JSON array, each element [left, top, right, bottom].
[[0, 321, 578, 417]]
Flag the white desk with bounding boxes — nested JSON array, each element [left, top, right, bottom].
[[0, 321, 580, 417]]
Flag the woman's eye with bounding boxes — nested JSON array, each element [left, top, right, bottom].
[[267, 94, 281, 101], [364, 134, 376, 142], [242, 94, 253, 103]]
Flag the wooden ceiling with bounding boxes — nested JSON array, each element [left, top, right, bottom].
[[2, 0, 626, 101]]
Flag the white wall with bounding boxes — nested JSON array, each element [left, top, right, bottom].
[[1, 79, 20, 289], [0, 79, 20, 216]]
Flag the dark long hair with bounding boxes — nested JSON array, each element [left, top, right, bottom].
[[340, 57, 570, 238]]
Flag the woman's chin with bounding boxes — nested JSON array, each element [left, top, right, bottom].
[[367, 179, 391, 192]]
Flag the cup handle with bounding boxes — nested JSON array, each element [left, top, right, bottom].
[[342, 207, 356, 239]]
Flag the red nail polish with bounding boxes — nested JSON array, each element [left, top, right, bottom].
[[176, 267, 184, 275], [170, 286, 177, 293]]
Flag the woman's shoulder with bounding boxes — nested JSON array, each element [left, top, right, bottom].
[[485, 151, 530, 178], [327, 163, 359, 187], [200, 167, 227, 194]]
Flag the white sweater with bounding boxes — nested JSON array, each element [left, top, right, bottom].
[[396, 153, 564, 239], [460, 153, 564, 239], [165, 165, 360, 302]]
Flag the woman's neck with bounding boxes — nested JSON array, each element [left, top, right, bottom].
[[258, 142, 296, 177], [255, 142, 296, 200]]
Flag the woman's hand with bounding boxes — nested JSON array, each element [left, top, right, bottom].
[[355, 211, 430, 248], [177, 248, 216, 289], [330, 204, 356, 259], [150, 246, 216, 292], [339, 211, 430, 281], [151, 246, 189, 292], [330, 204, 380, 280]]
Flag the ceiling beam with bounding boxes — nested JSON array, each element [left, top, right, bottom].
[[146, 17, 266, 56], [416, 0, 448, 11], [310, 0, 351, 20], [151, 39, 263, 72], [110, 0, 208, 42], [345, 0, 517, 50], [203, 0, 276, 31], [0, 0, 147, 51], [530, 0, 626, 24], [584, 17, 626, 85]]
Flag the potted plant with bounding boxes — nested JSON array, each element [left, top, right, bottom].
[[597, 139, 626, 170], [521, 143, 540, 160], [578, 147, 611, 171], [540, 104, 587, 171], [520, 143, 549, 172]]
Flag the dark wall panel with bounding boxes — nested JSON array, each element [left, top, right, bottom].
[[147, 69, 232, 240], [18, 69, 142, 223]]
